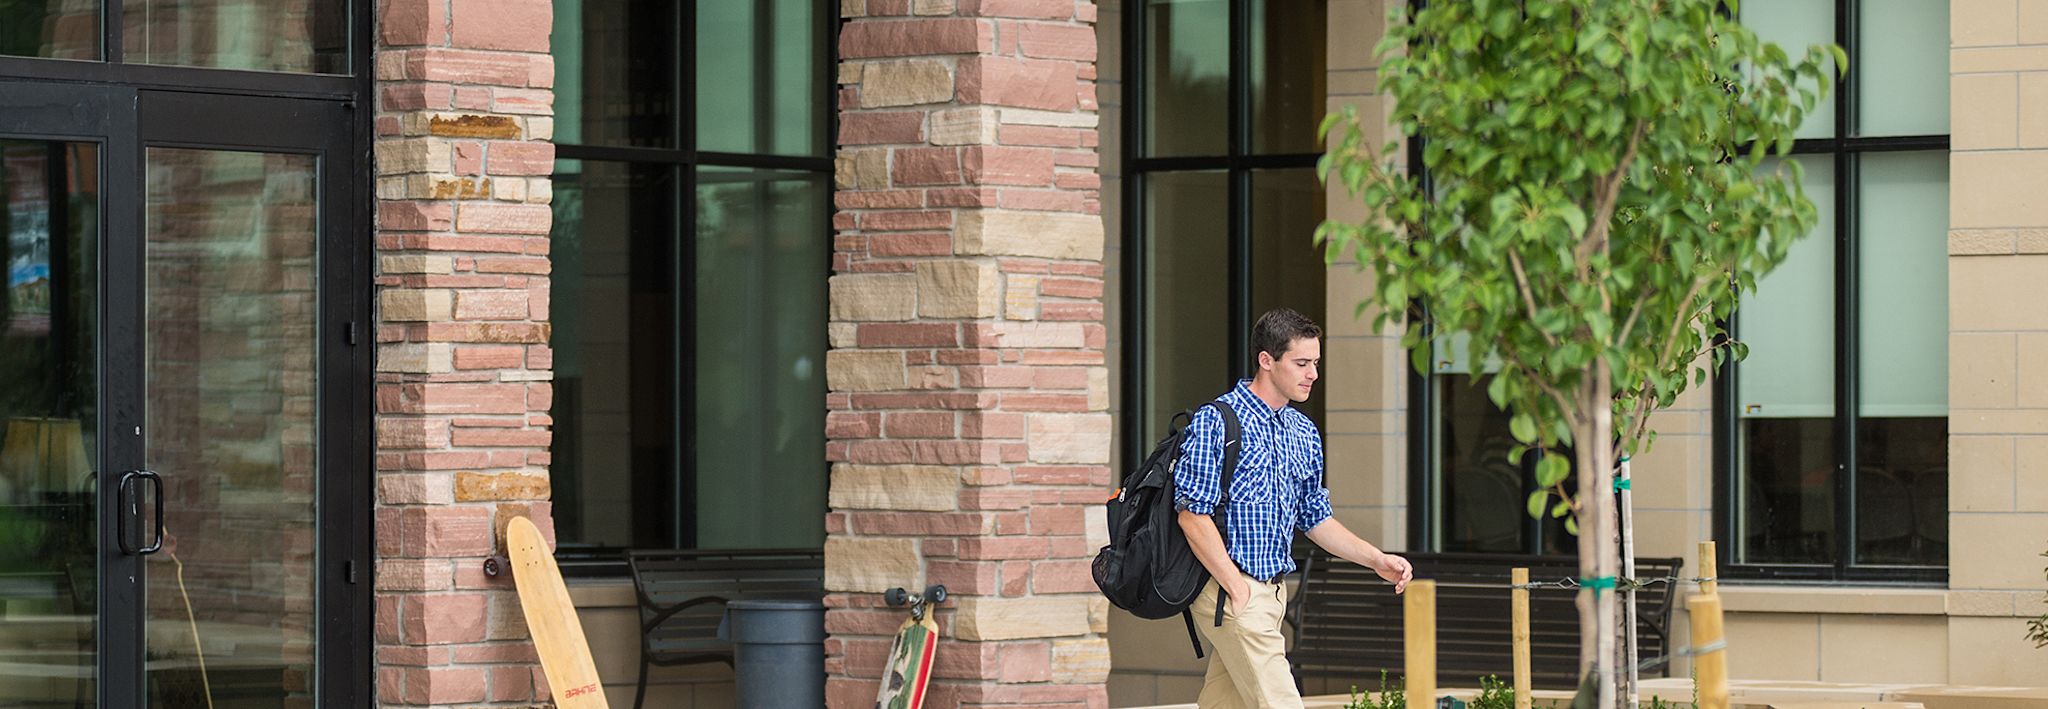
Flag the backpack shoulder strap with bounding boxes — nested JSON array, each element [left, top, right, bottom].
[[1205, 399, 1243, 632]]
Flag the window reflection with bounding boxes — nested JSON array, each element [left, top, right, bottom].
[[123, 0, 348, 73]]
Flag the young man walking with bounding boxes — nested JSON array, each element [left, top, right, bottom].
[[1176, 307, 1414, 708]]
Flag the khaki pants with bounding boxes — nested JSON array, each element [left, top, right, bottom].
[[1188, 572, 1301, 709]]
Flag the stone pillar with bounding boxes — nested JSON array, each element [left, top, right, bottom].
[[1945, 4, 2048, 686], [824, 1, 1112, 706], [372, 0, 557, 704]]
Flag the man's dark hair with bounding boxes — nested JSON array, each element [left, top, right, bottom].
[[1252, 308, 1322, 363]]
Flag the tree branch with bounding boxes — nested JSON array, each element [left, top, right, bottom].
[[1509, 251, 1560, 349], [1575, 119, 1650, 276]]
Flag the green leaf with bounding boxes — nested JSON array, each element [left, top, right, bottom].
[[1526, 491, 1548, 520], [1564, 515, 1580, 536], [1509, 413, 1538, 444], [1550, 500, 1571, 518], [1536, 454, 1570, 487], [1557, 203, 1587, 238]]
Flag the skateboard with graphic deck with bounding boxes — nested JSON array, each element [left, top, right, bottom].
[[876, 584, 946, 709], [505, 515, 610, 708]]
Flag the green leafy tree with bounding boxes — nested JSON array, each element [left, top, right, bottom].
[[1319, 2, 1838, 706]]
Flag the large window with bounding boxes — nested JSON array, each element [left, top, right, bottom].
[[550, 0, 832, 566], [1718, 1, 1950, 581], [1122, 0, 1329, 460]]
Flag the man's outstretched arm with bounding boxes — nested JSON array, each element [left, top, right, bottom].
[[1305, 518, 1413, 593]]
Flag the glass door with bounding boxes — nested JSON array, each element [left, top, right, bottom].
[[0, 82, 364, 707], [0, 82, 118, 708], [131, 90, 361, 707]]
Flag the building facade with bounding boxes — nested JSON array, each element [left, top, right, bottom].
[[0, 0, 2040, 707]]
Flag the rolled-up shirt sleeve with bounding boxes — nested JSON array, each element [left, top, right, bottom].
[[1174, 405, 1223, 515], [1295, 425, 1334, 531]]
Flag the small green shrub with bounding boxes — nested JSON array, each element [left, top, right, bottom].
[[1346, 671, 1406, 709], [2029, 545, 2047, 649], [1468, 675, 1514, 709]]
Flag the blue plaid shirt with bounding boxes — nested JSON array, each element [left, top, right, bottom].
[[1173, 380, 1334, 581]]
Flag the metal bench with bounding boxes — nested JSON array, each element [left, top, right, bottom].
[[623, 548, 824, 709], [1288, 549, 1683, 691]]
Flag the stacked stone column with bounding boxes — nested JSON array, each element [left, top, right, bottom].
[[824, 1, 1113, 706], [372, 0, 558, 704]]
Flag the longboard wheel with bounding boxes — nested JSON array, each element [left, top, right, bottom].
[[884, 587, 909, 607], [923, 585, 947, 605]]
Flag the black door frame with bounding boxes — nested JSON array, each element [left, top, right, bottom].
[[0, 76, 371, 706]]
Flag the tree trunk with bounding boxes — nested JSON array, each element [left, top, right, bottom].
[[1573, 359, 1619, 708]]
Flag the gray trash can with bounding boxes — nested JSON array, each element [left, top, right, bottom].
[[719, 598, 826, 708]]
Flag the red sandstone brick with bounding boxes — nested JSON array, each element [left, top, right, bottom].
[[998, 392, 1089, 411], [403, 48, 533, 85], [857, 323, 960, 347], [836, 190, 925, 209], [452, 204, 551, 235], [869, 232, 953, 256], [453, 85, 492, 110], [994, 510, 1029, 535], [401, 593, 489, 645], [1038, 277, 1101, 298], [884, 411, 956, 438], [964, 146, 1055, 186], [1017, 21, 1095, 61], [451, 0, 550, 52], [957, 55, 1079, 111], [492, 88, 553, 115], [960, 412, 1026, 439], [840, 111, 927, 145], [450, 427, 551, 447], [1040, 301, 1103, 321], [964, 0, 1074, 19], [528, 55, 554, 88], [998, 124, 1084, 147], [840, 18, 993, 58], [453, 290, 529, 320], [826, 412, 882, 438], [926, 186, 1000, 207], [957, 537, 1050, 560], [957, 365, 1036, 388], [1055, 171, 1102, 189], [474, 256, 551, 274], [404, 665, 487, 704], [452, 140, 483, 175], [892, 146, 964, 186], [380, 0, 447, 46], [1053, 150, 1099, 167], [484, 141, 554, 176], [1029, 507, 1088, 537], [926, 560, 1001, 595], [853, 512, 992, 536], [380, 201, 453, 231], [859, 210, 953, 231], [998, 641, 1053, 682]]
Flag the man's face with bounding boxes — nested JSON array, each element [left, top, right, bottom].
[[1261, 336, 1321, 403]]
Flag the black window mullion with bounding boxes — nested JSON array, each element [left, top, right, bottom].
[[1226, 0, 1251, 377], [1120, 0, 1145, 473], [677, 0, 696, 550], [107, 0, 121, 63], [1833, 0, 1858, 574]]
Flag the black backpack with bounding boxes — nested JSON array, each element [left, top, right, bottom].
[[1091, 400, 1241, 658]]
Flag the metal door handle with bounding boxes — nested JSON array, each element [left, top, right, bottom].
[[117, 470, 165, 555]]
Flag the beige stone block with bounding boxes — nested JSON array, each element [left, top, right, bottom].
[[2018, 73, 2048, 148], [1027, 413, 1112, 464], [956, 210, 1106, 260], [859, 59, 954, 108], [381, 255, 455, 274], [1952, 45, 2048, 73], [526, 117, 553, 142], [1107, 609, 1209, 674], [1951, 229, 2019, 255], [830, 273, 918, 322], [1096, 6, 1121, 85], [1718, 586, 1948, 616], [1329, 506, 1401, 551], [989, 322, 1086, 348], [826, 350, 906, 392], [377, 342, 453, 374], [911, 0, 953, 16], [380, 289, 452, 321], [834, 148, 889, 191], [1088, 596, 1109, 635], [1328, 68, 1377, 97], [1628, 434, 1707, 511], [1952, 333, 2019, 408], [916, 260, 1001, 319], [1723, 613, 1820, 681], [1948, 511, 2048, 588], [824, 537, 920, 592], [1004, 274, 1041, 320], [1324, 263, 1386, 338], [2018, 333, 2048, 406], [1050, 638, 1111, 684], [829, 322, 858, 348], [1630, 509, 1705, 561], [1945, 616, 2048, 685], [1952, 73, 2020, 149], [1953, 408, 2048, 434], [1955, 0, 2021, 47], [2021, 227, 2048, 253], [2025, 0, 2048, 45], [838, 61, 863, 86], [1323, 335, 1394, 415], [1324, 432, 1396, 509], [951, 596, 1092, 641], [998, 108, 1099, 129], [1952, 435, 2017, 512], [1951, 255, 2048, 331], [376, 138, 450, 175], [1088, 367, 1109, 411], [2015, 437, 2048, 511], [1952, 151, 2048, 229], [1816, 615, 1948, 684], [931, 107, 998, 146], [1328, 0, 1387, 71], [1948, 589, 2019, 616], [827, 464, 961, 511]]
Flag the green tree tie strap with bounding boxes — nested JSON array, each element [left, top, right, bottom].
[[1580, 576, 1618, 597]]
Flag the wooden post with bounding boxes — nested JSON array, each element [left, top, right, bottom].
[[1697, 541, 1718, 595], [1511, 568, 1531, 709], [1406, 580, 1437, 708], [1686, 594, 1729, 709]]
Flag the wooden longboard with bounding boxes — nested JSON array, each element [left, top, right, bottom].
[[875, 612, 938, 709], [506, 515, 609, 708]]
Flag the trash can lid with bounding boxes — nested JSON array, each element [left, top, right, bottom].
[[726, 598, 826, 611]]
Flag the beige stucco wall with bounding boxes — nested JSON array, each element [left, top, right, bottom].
[[1104, 1, 2048, 706]]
